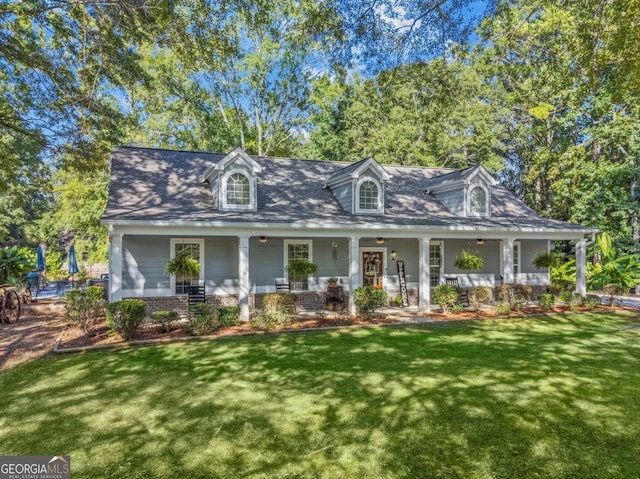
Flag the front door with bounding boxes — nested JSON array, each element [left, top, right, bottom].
[[362, 251, 384, 288]]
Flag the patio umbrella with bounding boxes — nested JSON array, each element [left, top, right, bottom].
[[35, 245, 46, 272], [68, 245, 79, 287]]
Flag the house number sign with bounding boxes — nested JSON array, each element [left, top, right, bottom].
[[396, 260, 409, 307]]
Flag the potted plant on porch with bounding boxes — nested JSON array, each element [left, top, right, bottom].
[[286, 259, 318, 290], [454, 250, 484, 271], [165, 252, 201, 277]]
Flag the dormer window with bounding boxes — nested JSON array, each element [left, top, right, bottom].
[[469, 185, 489, 216], [203, 147, 261, 212], [324, 157, 390, 216], [227, 173, 250, 206], [358, 180, 380, 212]]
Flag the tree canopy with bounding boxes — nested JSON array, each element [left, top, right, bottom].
[[0, 0, 638, 260]]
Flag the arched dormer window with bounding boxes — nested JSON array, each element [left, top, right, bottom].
[[226, 173, 250, 206], [357, 179, 382, 213], [469, 185, 489, 216]]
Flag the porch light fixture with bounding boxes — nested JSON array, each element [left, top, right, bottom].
[[259, 236, 268, 243], [376, 237, 385, 244], [476, 239, 485, 245], [390, 250, 397, 262]]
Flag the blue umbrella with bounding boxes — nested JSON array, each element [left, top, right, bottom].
[[35, 245, 46, 272], [68, 245, 79, 286]]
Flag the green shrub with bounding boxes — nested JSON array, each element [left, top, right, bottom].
[[188, 303, 217, 335], [106, 299, 146, 340], [558, 290, 573, 302], [353, 286, 387, 320], [584, 294, 602, 309], [250, 308, 292, 330], [468, 286, 493, 311], [495, 301, 511, 316], [550, 279, 575, 294], [432, 284, 460, 315], [603, 283, 626, 307], [538, 293, 555, 311], [64, 287, 106, 336], [217, 306, 240, 327], [497, 283, 532, 305], [151, 310, 179, 333], [262, 293, 297, 314], [569, 293, 583, 311], [249, 294, 296, 330]]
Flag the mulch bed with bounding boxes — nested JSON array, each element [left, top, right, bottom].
[[2, 299, 635, 367], [57, 315, 402, 350]]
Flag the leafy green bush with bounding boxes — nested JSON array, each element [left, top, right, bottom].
[[250, 308, 292, 330], [106, 299, 146, 340], [188, 303, 217, 335], [538, 293, 555, 311], [217, 306, 240, 327], [558, 290, 573, 302], [495, 301, 511, 315], [583, 294, 602, 309], [262, 293, 297, 314], [151, 310, 179, 333], [0, 246, 33, 284], [353, 286, 387, 320], [468, 286, 493, 311], [64, 286, 106, 336], [432, 284, 460, 315], [497, 283, 532, 305], [569, 293, 583, 311]]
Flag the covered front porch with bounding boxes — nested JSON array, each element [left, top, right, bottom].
[[108, 225, 591, 320]]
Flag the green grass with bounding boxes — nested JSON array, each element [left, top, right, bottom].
[[1, 312, 640, 478]]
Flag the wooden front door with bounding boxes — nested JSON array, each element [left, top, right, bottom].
[[362, 251, 383, 288]]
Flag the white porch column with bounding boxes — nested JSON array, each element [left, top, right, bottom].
[[348, 235, 361, 316], [576, 238, 587, 296], [109, 227, 123, 302], [418, 237, 431, 313], [502, 237, 515, 284], [238, 235, 250, 321]]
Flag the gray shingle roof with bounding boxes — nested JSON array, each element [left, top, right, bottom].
[[102, 146, 591, 232]]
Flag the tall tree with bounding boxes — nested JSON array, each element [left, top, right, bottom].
[[128, 0, 344, 157], [303, 59, 506, 170]]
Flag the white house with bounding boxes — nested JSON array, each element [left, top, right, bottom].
[[101, 146, 596, 320]]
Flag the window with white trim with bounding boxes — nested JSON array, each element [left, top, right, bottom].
[[357, 179, 381, 213], [469, 185, 488, 215], [170, 239, 204, 294], [226, 173, 250, 206], [513, 241, 521, 276], [284, 240, 313, 290]]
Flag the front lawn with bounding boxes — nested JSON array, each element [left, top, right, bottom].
[[1, 312, 639, 478]]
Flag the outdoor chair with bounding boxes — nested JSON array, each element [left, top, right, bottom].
[[275, 280, 291, 292], [188, 285, 206, 306], [56, 280, 70, 296]]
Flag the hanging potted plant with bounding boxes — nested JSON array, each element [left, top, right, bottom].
[[454, 250, 484, 271], [165, 251, 201, 277], [286, 259, 319, 290], [532, 252, 560, 269]]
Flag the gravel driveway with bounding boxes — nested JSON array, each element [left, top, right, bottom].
[[0, 300, 67, 370]]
